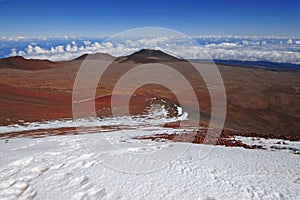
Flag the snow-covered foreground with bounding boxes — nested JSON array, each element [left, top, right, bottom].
[[1, 128, 300, 200]]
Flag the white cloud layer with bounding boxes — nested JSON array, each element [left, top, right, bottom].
[[7, 37, 300, 64]]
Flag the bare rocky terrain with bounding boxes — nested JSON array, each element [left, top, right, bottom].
[[0, 49, 299, 138]]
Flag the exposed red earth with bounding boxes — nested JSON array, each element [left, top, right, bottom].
[[0, 49, 299, 144], [135, 126, 300, 153]]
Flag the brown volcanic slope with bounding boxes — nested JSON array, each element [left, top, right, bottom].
[[120, 49, 180, 63], [0, 56, 58, 70], [0, 50, 299, 138], [0, 83, 71, 123]]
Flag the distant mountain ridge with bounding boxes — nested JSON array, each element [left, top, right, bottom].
[[212, 59, 300, 71], [1, 49, 300, 71], [74, 52, 115, 61], [120, 49, 180, 63], [0, 56, 56, 70]]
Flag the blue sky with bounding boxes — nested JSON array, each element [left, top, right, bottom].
[[0, 0, 299, 36]]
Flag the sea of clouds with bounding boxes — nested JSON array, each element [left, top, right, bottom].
[[1, 35, 300, 64]]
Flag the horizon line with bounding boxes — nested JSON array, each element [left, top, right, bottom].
[[1, 35, 300, 39]]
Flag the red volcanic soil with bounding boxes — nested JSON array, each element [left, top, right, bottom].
[[134, 126, 300, 152], [0, 84, 72, 125], [0, 126, 122, 140], [0, 83, 159, 125], [0, 50, 300, 139]]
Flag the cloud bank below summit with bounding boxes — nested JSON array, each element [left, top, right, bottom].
[[4, 36, 300, 64]]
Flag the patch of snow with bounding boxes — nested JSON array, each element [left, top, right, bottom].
[[0, 131, 299, 199], [234, 136, 300, 154], [0, 105, 188, 134]]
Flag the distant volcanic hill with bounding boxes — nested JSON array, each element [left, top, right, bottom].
[[0, 49, 299, 139], [0, 56, 57, 70], [74, 52, 115, 61], [120, 49, 180, 63]]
